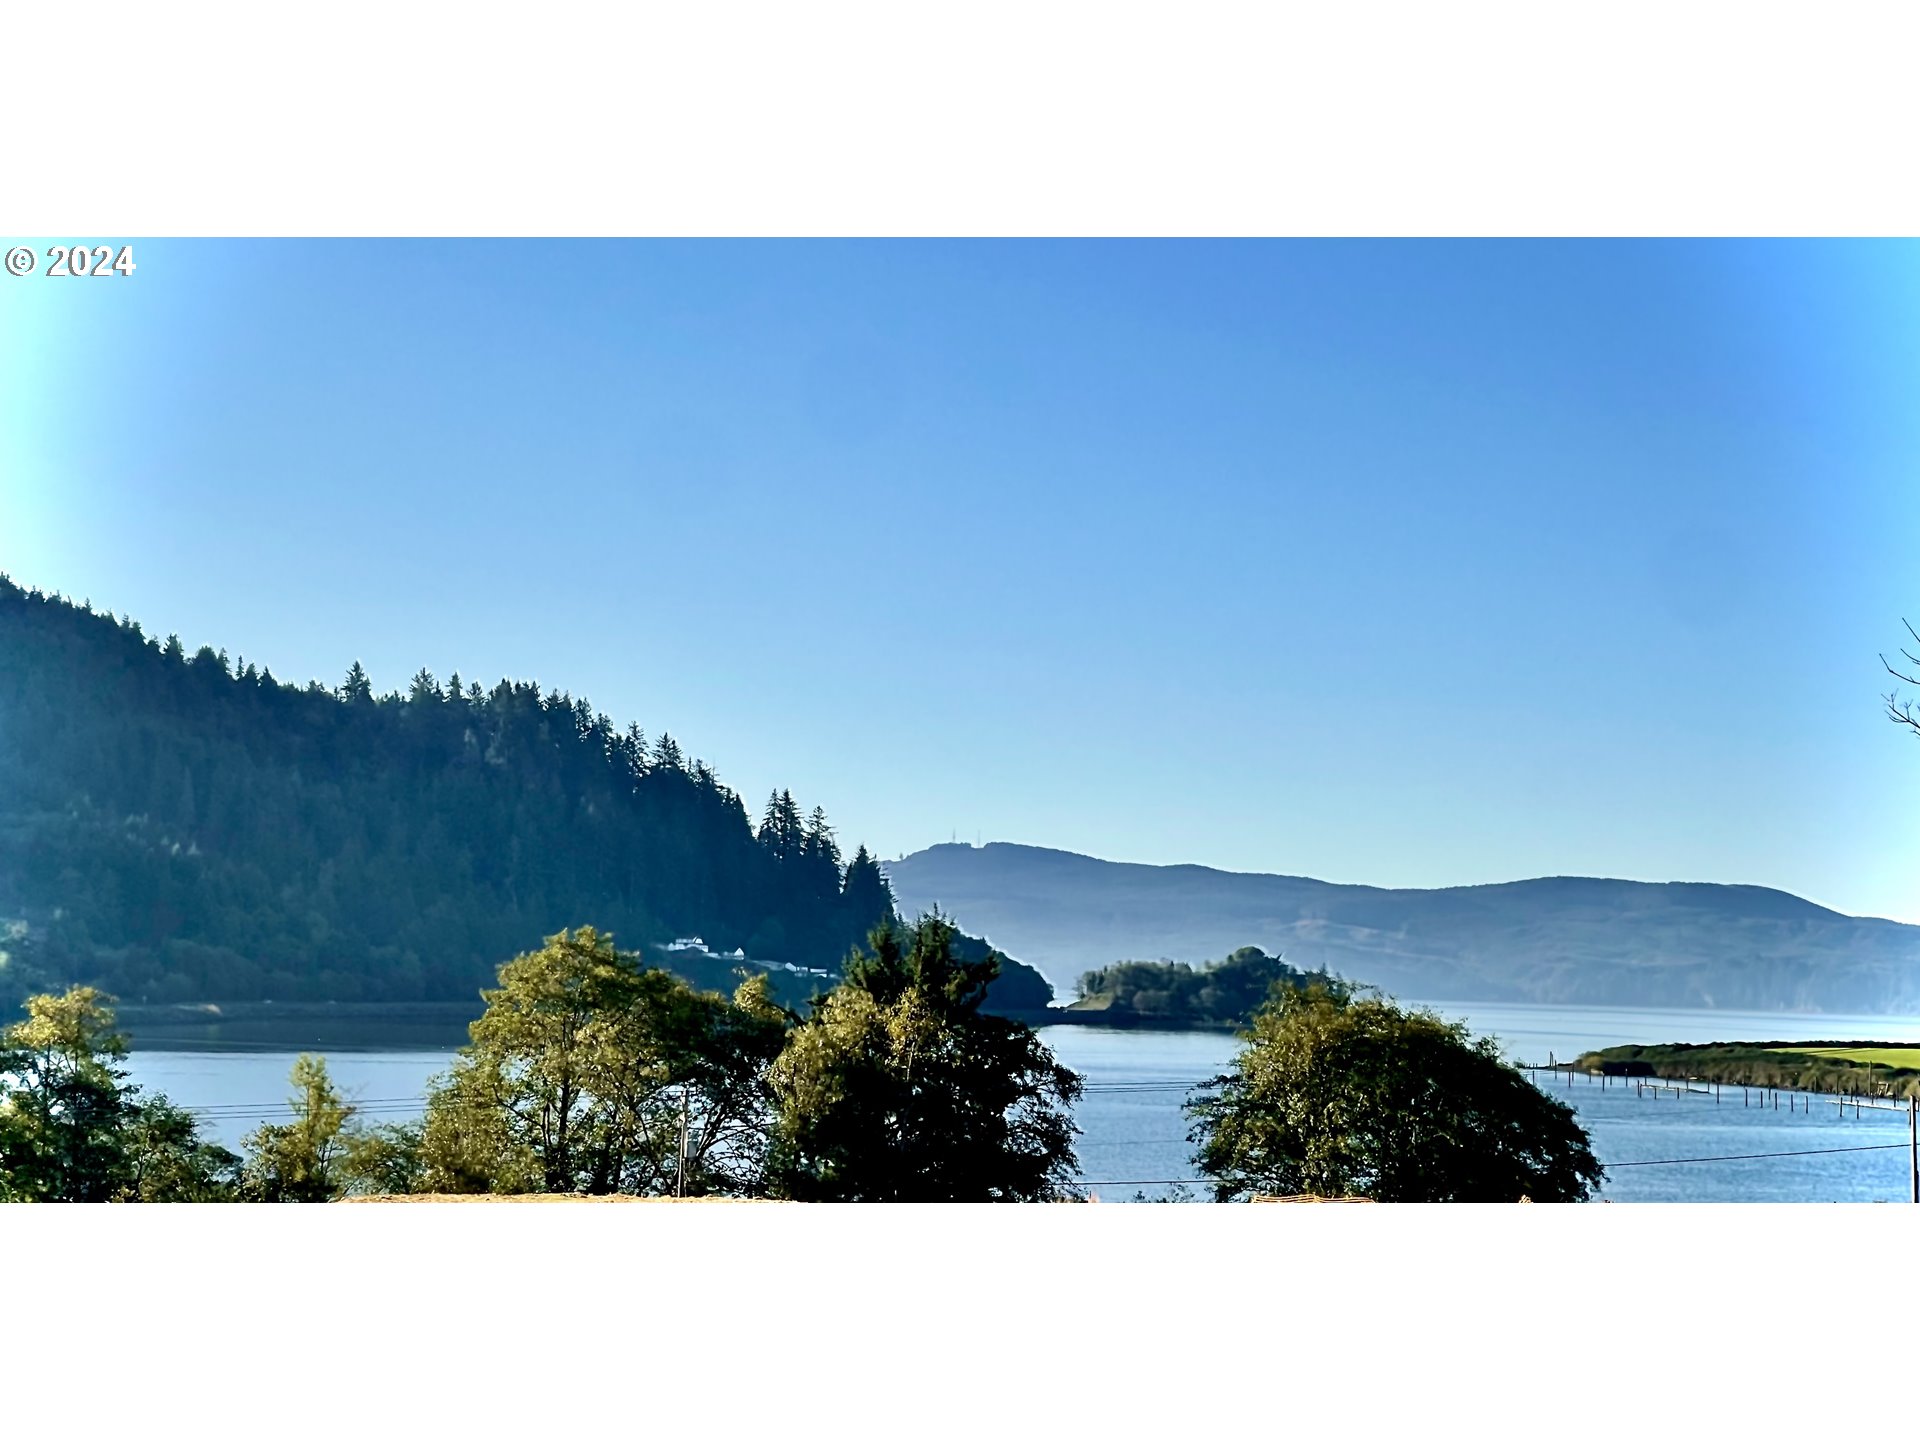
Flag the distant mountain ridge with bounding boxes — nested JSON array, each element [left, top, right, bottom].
[[882, 843, 1920, 1014]]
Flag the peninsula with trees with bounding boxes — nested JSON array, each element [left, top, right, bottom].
[[1064, 946, 1322, 1029]]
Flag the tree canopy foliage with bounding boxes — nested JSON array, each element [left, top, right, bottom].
[[2, 922, 1082, 1202], [766, 913, 1083, 1201], [0, 987, 463, 1203], [1074, 946, 1318, 1026], [1187, 979, 1603, 1202], [416, 927, 788, 1197], [0, 576, 1048, 1012], [390, 921, 1080, 1202], [0, 986, 241, 1201], [240, 1053, 358, 1202]]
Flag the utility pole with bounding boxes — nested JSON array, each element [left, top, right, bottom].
[[676, 1085, 690, 1199]]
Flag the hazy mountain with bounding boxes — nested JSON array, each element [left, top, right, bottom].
[[883, 842, 1920, 1014]]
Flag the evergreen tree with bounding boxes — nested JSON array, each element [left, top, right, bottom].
[[759, 790, 805, 865], [338, 661, 374, 704], [766, 912, 1082, 1201], [801, 806, 842, 901], [758, 791, 789, 862], [804, 807, 840, 867], [840, 845, 897, 933]]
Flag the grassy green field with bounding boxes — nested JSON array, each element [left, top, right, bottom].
[[1575, 1039, 1920, 1095], [1771, 1045, 1920, 1069]]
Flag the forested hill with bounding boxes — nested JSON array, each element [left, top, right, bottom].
[[885, 843, 1920, 1014], [0, 577, 1052, 1012]]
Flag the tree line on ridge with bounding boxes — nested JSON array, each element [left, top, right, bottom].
[[0, 575, 1048, 1011]]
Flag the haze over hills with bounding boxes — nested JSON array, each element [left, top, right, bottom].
[[883, 843, 1920, 1015]]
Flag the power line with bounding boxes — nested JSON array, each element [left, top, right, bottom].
[[1079, 1178, 1197, 1187], [1608, 1141, 1911, 1168]]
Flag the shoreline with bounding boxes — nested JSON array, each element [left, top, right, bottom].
[[1571, 1041, 1920, 1100]]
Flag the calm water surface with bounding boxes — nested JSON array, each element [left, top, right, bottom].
[[123, 1000, 1920, 1203]]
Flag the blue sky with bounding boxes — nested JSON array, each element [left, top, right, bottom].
[[6, 240, 1920, 918]]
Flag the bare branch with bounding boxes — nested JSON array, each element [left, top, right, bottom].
[[1881, 621, 1920, 736]]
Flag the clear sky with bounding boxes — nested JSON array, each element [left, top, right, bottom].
[[7, 240, 1920, 918]]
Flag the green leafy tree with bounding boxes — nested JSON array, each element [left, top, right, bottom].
[[0, 986, 138, 1201], [419, 927, 788, 1196], [767, 912, 1083, 1201], [417, 1056, 533, 1194], [670, 971, 791, 1194], [241, 1054, 356, 1202], [0, 986, 240, 1201], [1187, 980, 1603, 1202], [339, 1121, 427, 1197], [120, 1096, 242, 1202]]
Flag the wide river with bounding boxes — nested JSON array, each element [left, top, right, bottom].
[[122, 999, 1920, 1202]]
